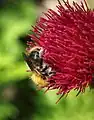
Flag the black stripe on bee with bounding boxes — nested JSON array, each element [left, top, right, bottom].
[[40, 63, 55, 77]]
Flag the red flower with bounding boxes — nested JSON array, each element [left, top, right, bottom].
[[28, 0, 94, 102]]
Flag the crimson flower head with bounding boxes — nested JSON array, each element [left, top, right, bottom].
[[26, 0, 94, 103]]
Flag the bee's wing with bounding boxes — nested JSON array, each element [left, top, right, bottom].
[[22, 52, 34, 71]]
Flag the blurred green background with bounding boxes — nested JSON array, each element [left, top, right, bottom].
[[0, 0, 94, 120]]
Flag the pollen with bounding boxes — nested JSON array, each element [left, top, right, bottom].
[[30, 72, 48, 88]]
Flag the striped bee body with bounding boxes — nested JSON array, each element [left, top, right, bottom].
[[23, 46, 55, 88]]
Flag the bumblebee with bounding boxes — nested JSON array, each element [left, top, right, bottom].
[[23, 46, 55, 88]]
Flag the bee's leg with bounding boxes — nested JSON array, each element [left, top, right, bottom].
[[26, 69, 32, 72], [34, 69, 41, 76]]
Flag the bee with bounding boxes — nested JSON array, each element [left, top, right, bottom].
[[23, 46, 55, 88]]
